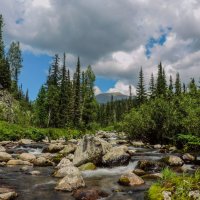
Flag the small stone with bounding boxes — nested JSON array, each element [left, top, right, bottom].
[[154, 144, 162, 149], [29, 170, 41, 175], [162, 191, 171, 200], [132, 169, 146, 176]]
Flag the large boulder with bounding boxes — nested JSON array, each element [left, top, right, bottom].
[[162, 155, 184, 166], [7, 159, 32, 166], [55, 169, 85, 191], [54, 165, 80, 178], [73, 135, 111, 167], [182, 153, 196, 163], [19, 153, 36, 162], [102, 146, 130, 167], [33, 156, 53, 166], [0, 187, 18, 200], [59, 143, 77, 155], [118, 172, 145, 186], [0, 152, 12, 162]]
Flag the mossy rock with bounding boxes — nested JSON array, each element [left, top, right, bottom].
[[51, 154, 64, 164], [118, 177, 130, 186], [79, 162, 96, 171]]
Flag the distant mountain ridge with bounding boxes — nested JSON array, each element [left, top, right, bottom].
[[96, 92, 129, 104]]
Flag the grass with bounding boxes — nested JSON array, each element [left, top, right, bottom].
[[0, 120, 85, 141], [148, 168, 200, 200]]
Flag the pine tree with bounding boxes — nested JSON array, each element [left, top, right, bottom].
[[0, 58, 11, 90], [156, 62, 167, 97], [136, 67, 147, 105], [175, 73, 181, 95], [73, 57, 81, 127], [25, 89, 29, 103], [188, 78, 197, 95], [35, 85, 48, 127], [58, 53, 68, 127], [149, 73, 155, 98], [0, 14, 4, 59], [168, 75, 173, 97], [82, 65, 97, 128], [7, 41, 23, 83]]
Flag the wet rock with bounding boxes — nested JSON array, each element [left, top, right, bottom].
[[96, 131, 116, 139], [29, 170, 41, 175], [79, 163, 96, 171], [0, 145, 6, 152], [54, 165, 81, 178], [102, 146, 130, 167], [115, 140, 128, 145], [162, 191, 171, 200], [131, 141, 145, 147], [189, 190, 200, 200], [68, 139, 78, 144], [182, 153, 196, 163], [19, 153, 36, 162], [0, 162, 6, 167], [33, 156, 53, 166], [132, 169, 146, 176], [142, 173, 162, 180], [56, 158, 72, 169], [0, 188, 17, 200], [137, 160, 165, 172], [162, 155, 184, 166], [7, 159, 32, 166], [19, 139, 33, 145], [73, 188, 109, 200], [73, 135, 111, 167], [0, 152, 12, 162], [55, 170, 85, 191], [118, 172, 145, 186], [20, 166, 33, 172], [178, 164, 194, 173], [59, 143, 77, 155], [46, 143, 65, 153], [169, 146, 177, 152], [153, 144, 162, 149], [127, 149, 136, 156]]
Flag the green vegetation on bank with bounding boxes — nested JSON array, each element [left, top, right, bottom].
[[148, 168, 200, 200], [0, 120, 85, 141]]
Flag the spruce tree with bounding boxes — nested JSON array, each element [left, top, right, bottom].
[[0, 58, 11, 90], [149, 73, 155, 98], [136, 67, 147, 105], [73, 57, 81, 127], [0, 14, 4, 59], [58, 53, 68, 127], [175, 72, 181, 95]]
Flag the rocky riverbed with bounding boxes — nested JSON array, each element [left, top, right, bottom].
[[0, 131, 199, 200]]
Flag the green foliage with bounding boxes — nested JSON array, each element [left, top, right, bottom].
[[148, 168, 200, 200]]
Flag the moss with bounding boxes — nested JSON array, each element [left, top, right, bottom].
[[148, 183, 164, 200], [118, 176, 130, 186], [79, 162, 96, 171], [51, 154, 63, 164]]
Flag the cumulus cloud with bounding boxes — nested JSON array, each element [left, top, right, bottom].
[[107, 81, 136, 96], [94, 86, 102, 95], [0, 0, 200, 88]]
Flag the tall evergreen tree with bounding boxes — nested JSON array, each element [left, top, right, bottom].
[[73, 57, 81, 127], [0, 58, 11, 90], [156, 62, 167, 96], [0, 14, 4, 59], [7, 41, 23, 83], [175, 72, 181, 95], [149, 73, 156, 98], [35, 85, 48, 127], [58, 53, 68, 127], [136, 67, 147, 105]]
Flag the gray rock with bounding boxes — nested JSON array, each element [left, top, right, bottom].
[[102, 146, 130, 167], [56, 158, 72, 169], [182, 153, 196, 162], [118, 172, 145, 186], [33, 157, 53, 166], [47, 143, 65, 153], [19, 153, 36, 162], [54, 165, 80, 178], [163, 155, 184, 166], [0, 145, 6, 152], [0, 152, 12, 162], [0, 187, 17, 200], [73, 135, 111, 166]]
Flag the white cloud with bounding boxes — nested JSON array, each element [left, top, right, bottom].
[[94, 86, 102, 95], [107, 81, 136, 96]]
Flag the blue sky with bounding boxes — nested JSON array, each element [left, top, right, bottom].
[[1, 0, 200, 99]]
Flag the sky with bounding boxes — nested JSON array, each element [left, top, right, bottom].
[[0, 0, 200, 100]]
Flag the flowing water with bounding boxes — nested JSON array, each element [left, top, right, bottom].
[[0, 143, 198, 200]]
